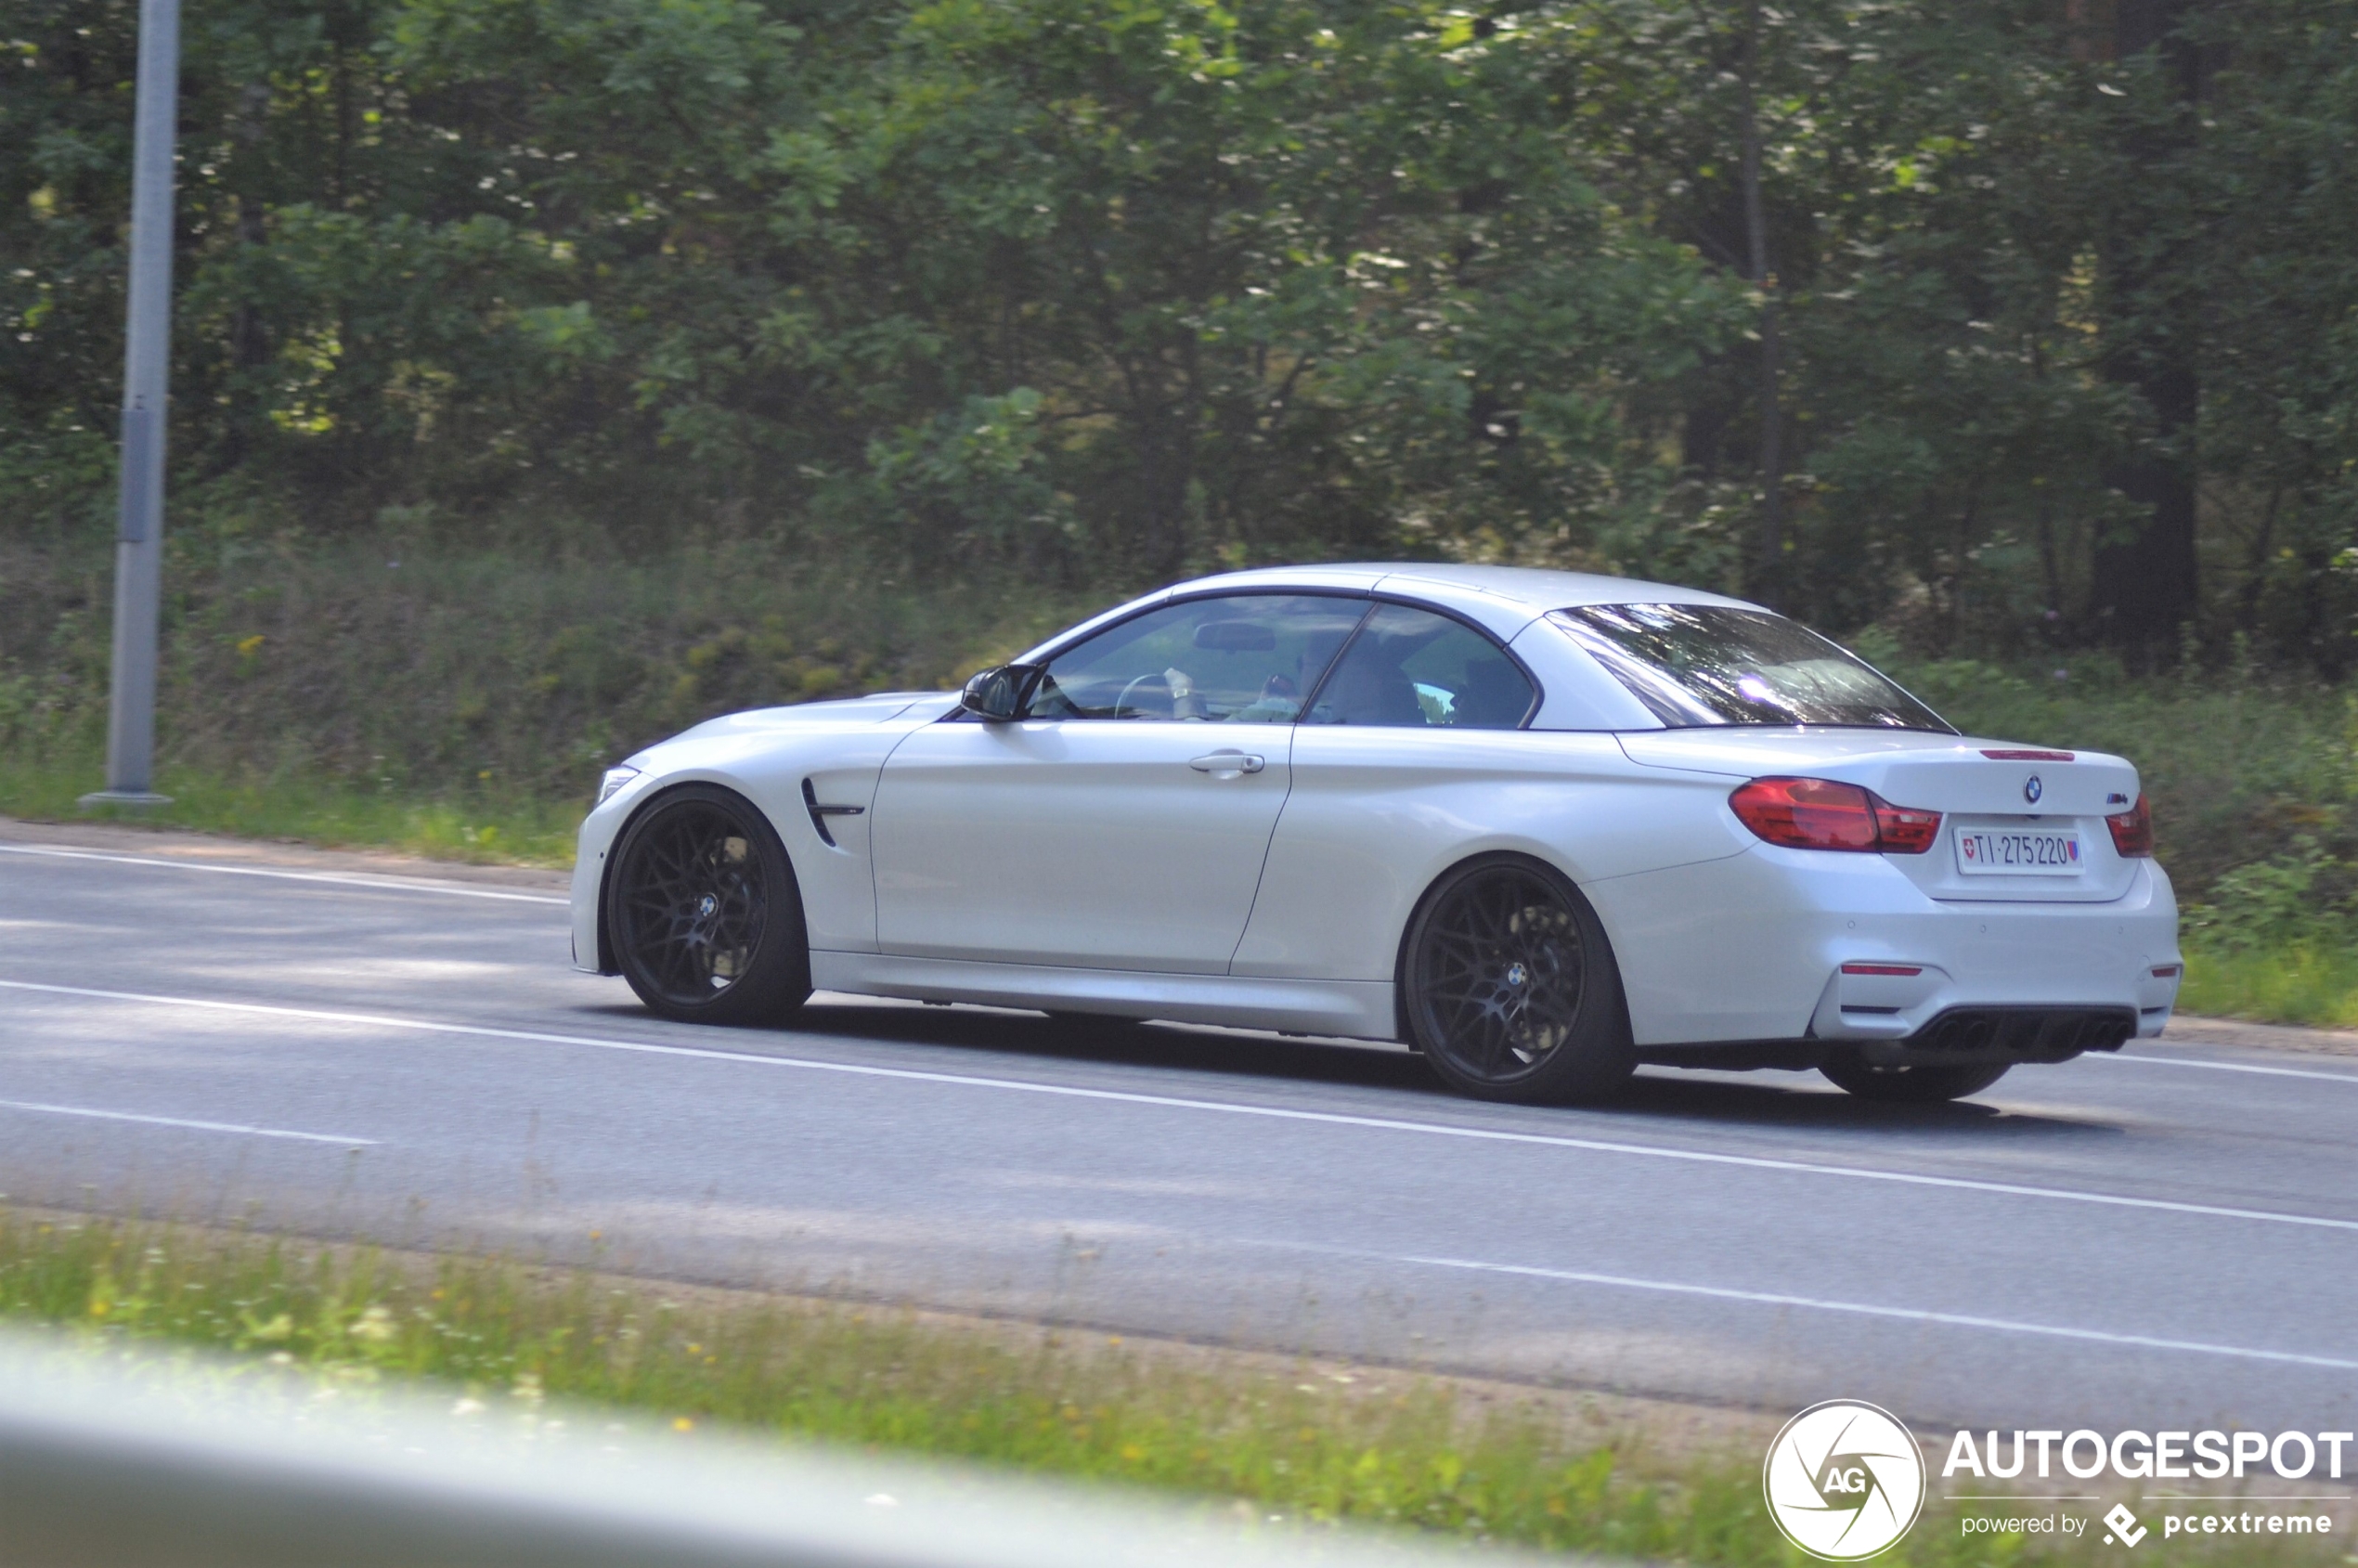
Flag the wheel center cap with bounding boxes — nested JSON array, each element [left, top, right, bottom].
[[695, 893, 718, 919], [1505, 962, 1528, 987]]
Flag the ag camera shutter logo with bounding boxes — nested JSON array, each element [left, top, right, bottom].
[[1764, 1400, 1927, 1560]]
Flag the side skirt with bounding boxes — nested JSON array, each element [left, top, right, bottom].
[[808, 952, 1398, 1043]]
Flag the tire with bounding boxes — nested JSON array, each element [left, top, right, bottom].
[[1399, 855, 1634, 1105], [606, 784, 810, 1025], [1820, 1052, 2010, 1103]]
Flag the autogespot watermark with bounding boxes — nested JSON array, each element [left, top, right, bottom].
[[1943, 1428, 2348, 1549], [1941, 1426, 2353, 1484], [1766, 1408, 2352, 1559], [1763, 1400, 1927, 1561]]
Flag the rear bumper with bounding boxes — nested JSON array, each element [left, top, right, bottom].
[[1802, 941, 2180, 1045], [1593, 845, 2181, 1052]]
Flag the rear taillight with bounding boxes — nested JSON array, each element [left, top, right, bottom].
[[1872, 798, 1944, 853], [1729, 777, 1943, 854], [2108, 793, 2154, 858]]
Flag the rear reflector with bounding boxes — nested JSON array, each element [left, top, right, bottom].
[[1842, 963, 1924, 976], [1982, 748, 2076, 761], [2107, 794, 2155, 857], [1729, 777, 1943, 854], [2151, 964, 2183, 978]]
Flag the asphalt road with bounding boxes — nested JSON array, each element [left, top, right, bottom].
[[5, 828, 2356, 1445]]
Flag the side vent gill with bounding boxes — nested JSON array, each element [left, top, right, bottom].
[[801, 778, 865, 847]]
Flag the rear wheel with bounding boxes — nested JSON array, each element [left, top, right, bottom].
[[1820, 1052, 2009, 1103], [1401, 856, 1633, 1104], [607, 784, 810, 1025]]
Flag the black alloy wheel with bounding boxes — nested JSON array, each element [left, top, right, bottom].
[[1819, 1052, 2010, 1104], [1401, 856, 1633, 1104], [607, 784, 810, 1024]]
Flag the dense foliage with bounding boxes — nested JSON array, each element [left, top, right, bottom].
[[6, 0, 2358, 666]]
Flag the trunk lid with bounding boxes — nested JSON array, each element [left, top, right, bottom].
[[1616, 729, 2144, 903]]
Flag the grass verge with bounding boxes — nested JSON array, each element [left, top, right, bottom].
[[0, 744, 580, 866], [2177, 942, 2358, 1031], [0, 1210, 2341, 1565]]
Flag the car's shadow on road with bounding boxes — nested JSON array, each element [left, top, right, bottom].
[[577, 997, 2117, 1141]]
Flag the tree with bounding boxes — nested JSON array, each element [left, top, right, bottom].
[[2083, 0, 2211, 666], [6, 0, 2358, 668]]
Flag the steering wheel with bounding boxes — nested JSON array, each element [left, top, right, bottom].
[[1113, 673, 1173, 719]]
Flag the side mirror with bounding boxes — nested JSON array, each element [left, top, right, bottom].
[[960, 664, 1041, 721]]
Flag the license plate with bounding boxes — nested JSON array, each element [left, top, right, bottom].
[[1954, 828, 2084, 875]]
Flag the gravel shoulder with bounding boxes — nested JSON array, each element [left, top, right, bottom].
[[2159, 1013, 2358, 1059]]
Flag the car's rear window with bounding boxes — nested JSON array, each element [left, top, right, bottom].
[[1548, 603, 1952, 732]]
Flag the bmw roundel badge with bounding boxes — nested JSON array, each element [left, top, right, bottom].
[[2024, 774, 2043, 804]]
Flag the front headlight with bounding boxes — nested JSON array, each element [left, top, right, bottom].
[[597, 765, 641, 806]]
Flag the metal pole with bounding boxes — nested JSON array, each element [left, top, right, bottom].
[[82, 0, 181, 810]]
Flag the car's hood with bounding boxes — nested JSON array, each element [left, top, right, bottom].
[[617, 693, 961, 771], [663, 692, 958, 744]]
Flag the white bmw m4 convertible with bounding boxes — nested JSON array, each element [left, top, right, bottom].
[[572, 564, 2181, 1105]]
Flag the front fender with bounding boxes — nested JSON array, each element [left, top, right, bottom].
[[572, 698, 957, 974]]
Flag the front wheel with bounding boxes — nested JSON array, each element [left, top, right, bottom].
[[607, 784, 810, 1025], [1820, 1052, 2009, 1103], [1400, 856, 1633, 1105]]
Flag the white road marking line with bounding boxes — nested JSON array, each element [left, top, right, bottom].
[[5, 978, 2356, 1237], [0, 1096, 376, 1146], [0, 844, 569, 906], [1393, 1253, 2358, 1372], [2109, 1053, 2358, 1085]]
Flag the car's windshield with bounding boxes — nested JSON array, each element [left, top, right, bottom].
[[1548, 603, 1951, 732]]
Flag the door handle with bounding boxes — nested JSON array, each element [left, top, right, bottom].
[[1189, 751, 1265, 776]]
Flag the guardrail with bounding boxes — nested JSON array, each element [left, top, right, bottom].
[[0, 1326, 1574, 1567]]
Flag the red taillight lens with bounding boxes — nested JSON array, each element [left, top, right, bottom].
[[1729, 777, 1943, 854], [1730, 777, 1876, 849], [1872, 798, 1943, 854], [2108, 793, 2154, 858]]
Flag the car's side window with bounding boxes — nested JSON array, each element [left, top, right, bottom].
[[1029, 595, 1368, 722], [1303, 603, 1535, 729]]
